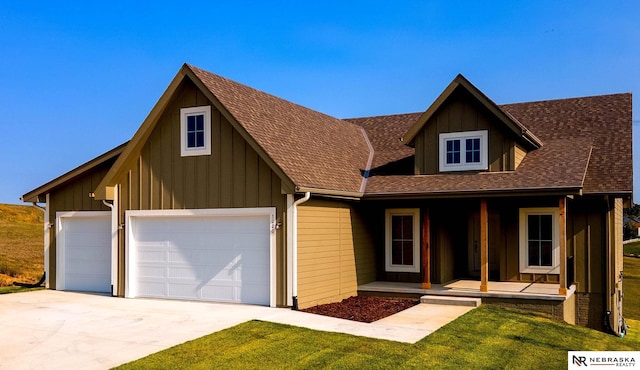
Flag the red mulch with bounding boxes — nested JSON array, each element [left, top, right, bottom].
[[301, 296, 420, 323]]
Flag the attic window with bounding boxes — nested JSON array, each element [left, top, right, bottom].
[[180, 106, 211, 157], [439, 130, 488, 172]]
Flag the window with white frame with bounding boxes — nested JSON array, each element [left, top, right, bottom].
[[180, 106, 212, 157], [519, 208, 560, 274], [439, 130, 488, 172], [385, 209, 420, 273]]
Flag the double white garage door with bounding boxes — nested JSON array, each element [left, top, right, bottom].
[[57, 209, 274, 306]]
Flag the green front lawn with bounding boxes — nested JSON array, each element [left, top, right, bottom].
[[624, 256, 640, 320], [117, 305, 640, 370], [624, 240, 640, 255]]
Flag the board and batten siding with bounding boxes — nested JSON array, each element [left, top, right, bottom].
[[296, 199, 375, 309], [47, 159, 115, 289], [113, 78, 287, 305], [413, 89, 520, 175]]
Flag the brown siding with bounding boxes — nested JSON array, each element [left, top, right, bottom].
[[47, 160, 114, 289], [114, 79, 287, 305], [296, 199, 375, 309], [413, 89, 520, 175]]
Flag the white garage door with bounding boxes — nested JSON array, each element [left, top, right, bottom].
[[126, 208, 274, 306], [57, 212, 111, 293]]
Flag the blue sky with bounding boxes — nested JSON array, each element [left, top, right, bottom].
[[1, 1, 638, 204]]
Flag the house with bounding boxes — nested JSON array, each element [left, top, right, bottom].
[[22, 64, 631, 335], [624, 216, 640, 239]]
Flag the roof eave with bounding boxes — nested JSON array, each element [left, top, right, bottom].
[[21, 142, 127, 203], [362, 185, 583, 200]]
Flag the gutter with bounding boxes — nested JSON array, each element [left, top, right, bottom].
[[288, 192, 310, 310], [28, 200, 48, 288], [101, 187, 119, 297]]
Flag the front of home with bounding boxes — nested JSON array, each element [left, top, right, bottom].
[[22, 64, 631, 335]]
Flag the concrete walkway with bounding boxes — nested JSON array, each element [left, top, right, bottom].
[[0, 290, 475, 369]]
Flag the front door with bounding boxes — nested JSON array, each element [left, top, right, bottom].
[[468, 213, 481, 277], [467, 211, 500, 278]]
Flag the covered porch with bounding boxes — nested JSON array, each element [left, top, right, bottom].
[[358, 279, 577, 324], [359, 280, 575, 301]]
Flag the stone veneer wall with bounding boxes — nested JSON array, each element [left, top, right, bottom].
[[575, 292, 605, 332]]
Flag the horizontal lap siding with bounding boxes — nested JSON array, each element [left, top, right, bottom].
[[297, 199, 375, 309], [115, 79, 286, 305]]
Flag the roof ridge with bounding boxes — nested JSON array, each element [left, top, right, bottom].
[[187, 64, 367, 132], [499, 92, 632, 107]]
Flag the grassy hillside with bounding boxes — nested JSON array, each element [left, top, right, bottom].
[[0, 204, 44, 286]]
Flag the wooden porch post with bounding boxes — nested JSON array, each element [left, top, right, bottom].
[[480, 199, 489, 292], [559, 196, 567, 296], [421, 208, 431, 289]]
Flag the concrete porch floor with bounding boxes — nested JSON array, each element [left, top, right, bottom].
[[359, 280, 575, 301]]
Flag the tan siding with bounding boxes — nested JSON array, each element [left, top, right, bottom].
[[414, 90, 520, 175], [610, 198, 624, 334], [296, 199, 375, 309], [514, 143, 526, 169], [114, 79, 287, 305]]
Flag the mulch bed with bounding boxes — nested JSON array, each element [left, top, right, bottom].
[[301, 295, 420, 323]]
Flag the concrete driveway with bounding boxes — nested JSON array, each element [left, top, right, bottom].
[[0, 290, 277, 369], [0, 290, 474, 369]]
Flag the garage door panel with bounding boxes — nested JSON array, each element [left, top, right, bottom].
[[129, 210, 272, 305], [138, 265, 166, 279], [59, 213, 111, 293]]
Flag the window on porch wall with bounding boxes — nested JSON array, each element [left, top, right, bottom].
[[385, 209, 420, 273], [519, 208, 560, 274]]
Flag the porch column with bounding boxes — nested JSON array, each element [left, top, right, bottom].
[[421, 208, 431, 289], [559, 196, 567, 296], [480, 199, 489, 292]]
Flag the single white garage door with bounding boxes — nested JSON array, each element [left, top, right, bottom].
[[126, 208, 274, 306], [57, 212, 111, 293]]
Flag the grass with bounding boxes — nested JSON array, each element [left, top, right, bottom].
[[0, 204, 44, 286], [0, 285, 44, 294], [624, 256, 640, 320], [115, 243, 640, 369], [117, 306, 640, 370], [624, 239, 640, 255]]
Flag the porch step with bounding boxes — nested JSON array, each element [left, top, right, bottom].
[[420, 295, 482, 307]]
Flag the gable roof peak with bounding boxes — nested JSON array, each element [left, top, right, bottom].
[[401, 74, 543, 149]]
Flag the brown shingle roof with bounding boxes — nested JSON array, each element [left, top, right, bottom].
[[345, 113, 419, 170], [350, 94, 631, 197], [501, 93, 632, 194], [363, 138, 592, 196], [188, 64, 371, 194]]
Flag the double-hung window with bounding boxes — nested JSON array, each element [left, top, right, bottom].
[[385, 209, 420, 273], [180, 106, 212, 157], [518, 208, 560, 274], [439, 130, 488, 172]]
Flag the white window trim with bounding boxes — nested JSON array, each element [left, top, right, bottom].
[[180, 105, 212, 157], [518, 207, 560, 274], [439, 130, 488, 172], [385, 208, 421, 273]]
